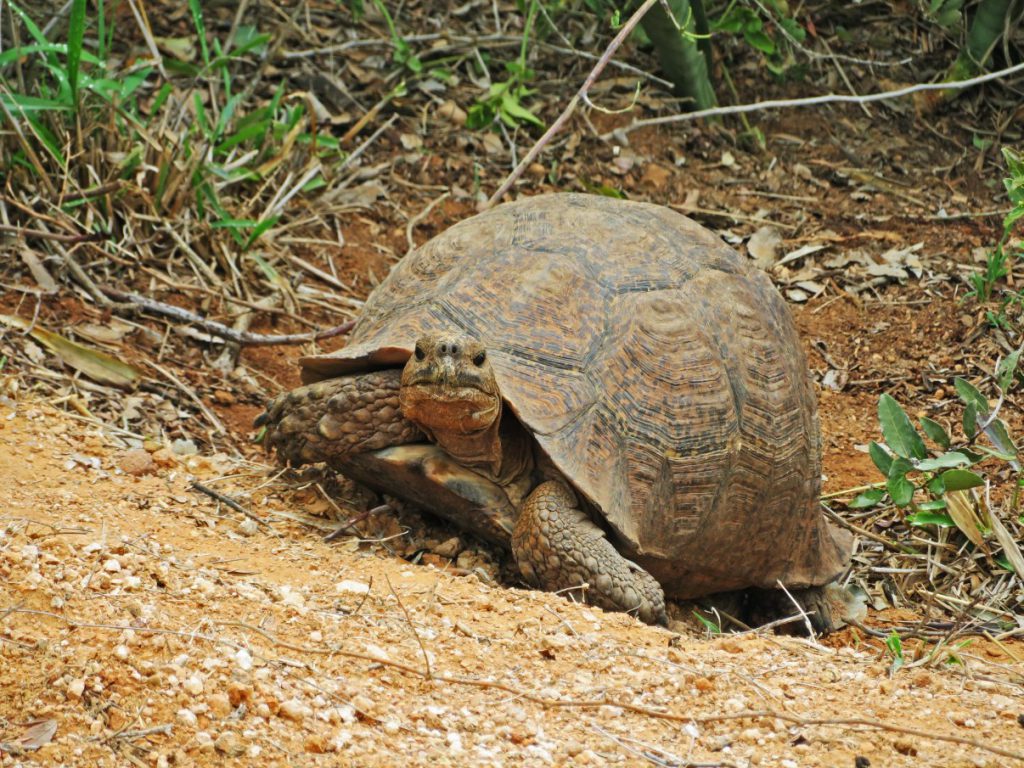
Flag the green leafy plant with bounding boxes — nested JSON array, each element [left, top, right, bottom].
[[925, 0, 966, 28], [371, 0, 422, 74], [963, 149, 1024, 324], [852, 368, 1020, 517], [884, 629, 905, 674], [692, 610, 722, 634], [712, 0, 806, 76], [1, 2, 332, 252], [466, 0, 543, 130]]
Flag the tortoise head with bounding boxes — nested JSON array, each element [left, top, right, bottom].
[[399, 333, 501, 437]]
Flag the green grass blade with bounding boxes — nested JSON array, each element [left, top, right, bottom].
[[67, 0, 87, 105], [188, 0, 210, 66]]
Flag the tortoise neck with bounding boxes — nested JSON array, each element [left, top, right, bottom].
[[433, 413, 532, 486]]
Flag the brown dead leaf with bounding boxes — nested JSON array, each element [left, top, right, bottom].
[[1, 718, 58, 753], [0, 314, 141, 388], [945, 490, 988, 551], [988, 508, 1024, 579], [747, 226, 783, 270]]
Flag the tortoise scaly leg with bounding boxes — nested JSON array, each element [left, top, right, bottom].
[[256, 369, 422, 467], [512, 480, 667, 625]]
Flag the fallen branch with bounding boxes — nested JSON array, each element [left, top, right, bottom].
[[98, 286, 355, 346], [622, 60, 1024, 134]]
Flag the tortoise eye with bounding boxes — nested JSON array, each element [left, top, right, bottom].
[[414, 345, 425, 361], [472, 351, 486, 367]]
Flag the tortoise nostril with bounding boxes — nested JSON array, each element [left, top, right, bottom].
[[439, 341, 459, 356]]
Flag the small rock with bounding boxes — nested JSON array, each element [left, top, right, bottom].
[[305, 734, 329, 753], [171, 438, 198, 456], [103, 558, 122, 573], [183, 675, 204, 696], [434, 536, 462, 559], [894, 738, 918, 756], [335, 580, 370, 595], [67, 678, 86, 699], [176, 708, 198, 727], [214, 731, 245, 757], [279, 698, 311, 722], [208, 693, 232, 718], [227, 681, 252, 706], [235, 648, 253, 671], [419, 553, 449, 569], [119, 449, 155, 476], [114, 645, 130, 660], [195, 730, 214, 750], [237, 518, 259, 537], [151, 448, 178, 467]]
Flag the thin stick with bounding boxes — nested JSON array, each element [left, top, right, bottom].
[[386, 574, 433, 679], [623, 60, 1024, 134], [98, 286, 355, 346], [483, 0, 659, 208], [0, 224, 106, 244], [191, 482, 274, 531]]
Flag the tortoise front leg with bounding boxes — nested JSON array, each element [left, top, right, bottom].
[[256, 369, 423, 467], [512, 480, 667, 625]]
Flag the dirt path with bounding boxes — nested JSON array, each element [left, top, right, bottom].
[[2, 400, 1022, 767]]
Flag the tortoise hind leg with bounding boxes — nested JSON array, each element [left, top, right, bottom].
[[512, 480, 667, 625], [256, 369, 422, 467]]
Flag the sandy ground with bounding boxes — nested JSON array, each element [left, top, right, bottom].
[[2, 399, 1022, 767]]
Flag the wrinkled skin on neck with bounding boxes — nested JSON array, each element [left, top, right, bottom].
[[399, 334, 522, 483]]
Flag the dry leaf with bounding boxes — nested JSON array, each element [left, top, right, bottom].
[[988, 508, 1024, 579], [944, 490, 988, 551], [747, 226, 783, 270], [74, 321, 133, 345], [1, 718, 58, 752], [0, 314, 141, 388]]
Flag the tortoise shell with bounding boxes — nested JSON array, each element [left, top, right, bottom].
[[300, 193, 851, 598]]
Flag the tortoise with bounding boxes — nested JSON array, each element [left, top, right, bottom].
[[256, 193, 853, 628]]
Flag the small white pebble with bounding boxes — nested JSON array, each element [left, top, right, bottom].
[[103, 558, 121, 573], [183, 675, 204, 695], [114, 645, 130, 660], [238, 518, 259, 536], [176, 708, 198, 727], [235, 648, 253, 671], [194, 730, 214, 748], [335, 580, 370, 595], [67, 679, 85, 699]]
